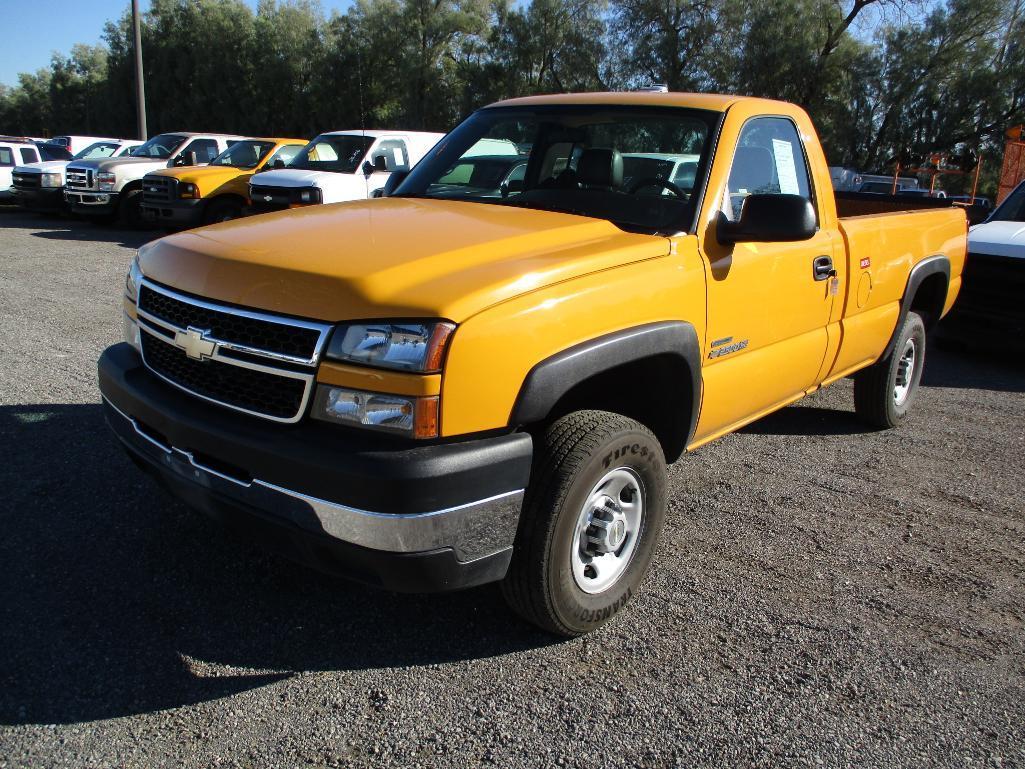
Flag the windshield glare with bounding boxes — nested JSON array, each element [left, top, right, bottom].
[[75, 142, 120, 160], [210, 140, 276, 169], [289, 135, 373, 173], [130, 134, 188, 159], [395, 106, 717, 232], [990, 182, 1025, 223]]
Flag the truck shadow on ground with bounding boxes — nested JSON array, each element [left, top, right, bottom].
[[0, 403, 555, 726], [0, 206, 159, 249], [736, 344, 1023, 439]]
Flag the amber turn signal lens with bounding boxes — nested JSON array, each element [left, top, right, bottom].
[[414, 396, 440, 439]]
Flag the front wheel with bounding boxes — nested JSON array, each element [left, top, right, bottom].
[[854, 310, 926, 428], [501, 410, 668, 637]]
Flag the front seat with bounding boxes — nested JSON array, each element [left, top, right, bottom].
[[577, 148, 624, 191]]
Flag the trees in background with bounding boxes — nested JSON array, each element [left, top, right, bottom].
[[0, 0, 1022, 195]]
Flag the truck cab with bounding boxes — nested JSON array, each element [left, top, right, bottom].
[[140, 137, 307, 228], [99, 93, 965, 636], [12, 139, 143, 212], [246, 130, 442, 214], [65, 132, 243, 225]]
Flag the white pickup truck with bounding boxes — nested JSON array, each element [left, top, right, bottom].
[[246, 130, 443, 214], [1, 137, 60, 203], [12, 139, 143, 212], [65, 132, 242, 225], [944, 180, 1025, 344]]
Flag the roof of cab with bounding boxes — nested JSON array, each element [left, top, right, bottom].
[[486, 92, 779, 112]]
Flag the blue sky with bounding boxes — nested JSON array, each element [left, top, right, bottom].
[[0, 0, 353, 89]]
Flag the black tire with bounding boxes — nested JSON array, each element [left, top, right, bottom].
[[119, 188, 144, 228], [854, 310, 926, 428], [501, 410, 668, 637], [203, 197, 243, 225]]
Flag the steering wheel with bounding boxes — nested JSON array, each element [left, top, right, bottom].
[[628, 177, 685, 198]]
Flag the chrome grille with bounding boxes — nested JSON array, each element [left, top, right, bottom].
[[12, 172, 40, 190], [134, 279, 332, 423], [66, 167, 93, 190], [142, 174, 176, 204]]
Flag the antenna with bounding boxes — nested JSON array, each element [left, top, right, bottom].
[[356, 38, 366, 139]]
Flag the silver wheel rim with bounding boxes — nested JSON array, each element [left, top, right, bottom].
[[894, 338, 917, 406], [570, 467, 644, 594]]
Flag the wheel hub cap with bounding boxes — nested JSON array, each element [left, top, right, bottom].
[[570, 467, 644, 594], [894, 338, 916, 405]]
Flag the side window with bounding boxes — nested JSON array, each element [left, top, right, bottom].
[[0, 147, 13, 166], [372, 139, 409, 172], [266, 145, 302, 168], [20, 147, 38, 163], [723, 117, 813, 221], [182, 139, 219, 163]]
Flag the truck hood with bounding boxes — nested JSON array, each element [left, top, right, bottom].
[[146, 164, 248, 194], [69, 157, 167, 174], [14, 160, 68, 174], [250, 168, 345, 188], [969, 220, 1025, 259], [139, 198, 670, 322]]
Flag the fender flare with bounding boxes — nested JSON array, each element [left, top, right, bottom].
[[882, 254, 950, 358], [511, 321, 703, 454]]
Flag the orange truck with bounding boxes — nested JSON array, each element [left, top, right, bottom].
[[139, 137, 307, 227], [99, 92, 966, 636]]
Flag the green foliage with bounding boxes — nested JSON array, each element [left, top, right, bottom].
[[0, 0, 1020, 197]]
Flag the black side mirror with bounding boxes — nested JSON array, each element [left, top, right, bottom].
[[717, 194, 816, 245], [362, 160, 374, 176], [382, 170, 409, 197], [174, 150, 199, 167]]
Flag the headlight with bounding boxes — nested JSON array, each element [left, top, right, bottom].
[[325, 321, 455, 373], [312, 385, 439, 438], [97, 172, 117, 191], [125, 256, 142, 303], [298, 187, 322, 204], [40, 173, 63, 188], [179, 182, 199, 199]]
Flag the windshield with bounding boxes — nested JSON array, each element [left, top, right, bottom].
[[288, 135, 374, 173], [990, 182, 1025, 222], [130, 133, 188, 159], [74, 142, 121, 160], [210, 139, 276, 169], [39, 144, 72, 161], [395, 105, 718, 232]]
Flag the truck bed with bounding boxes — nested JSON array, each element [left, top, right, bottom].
[[836, 191, 989, 225]]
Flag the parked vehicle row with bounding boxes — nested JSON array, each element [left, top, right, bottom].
[[4, 129, 449, 228]]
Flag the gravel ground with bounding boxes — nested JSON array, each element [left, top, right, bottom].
[[1, 207, 1023, 768]]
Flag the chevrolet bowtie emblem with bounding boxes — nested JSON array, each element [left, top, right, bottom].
[[174, 326, 217, 361], [263, 194, 273, 202]]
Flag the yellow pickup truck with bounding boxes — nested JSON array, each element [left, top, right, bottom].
[[99, 93, 966, 636], [139, 137, 306, 228]]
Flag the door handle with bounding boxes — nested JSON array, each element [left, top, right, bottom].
[[813, 255, 835, 281]]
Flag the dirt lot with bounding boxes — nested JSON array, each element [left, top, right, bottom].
[[1, 208, 1023, 768]]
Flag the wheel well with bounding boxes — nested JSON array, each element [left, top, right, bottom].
[[540, 354, 693, 463], [121, 180, 142, 193], [909, 272, 948, 330]]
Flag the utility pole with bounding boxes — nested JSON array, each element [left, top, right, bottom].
[[132, 0, 147, 140]]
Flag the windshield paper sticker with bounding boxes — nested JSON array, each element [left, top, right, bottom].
[[771, 139, 801, 195]]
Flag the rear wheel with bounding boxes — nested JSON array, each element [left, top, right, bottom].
[[854, 311, 926, 428], [501, 410, 668, 637]]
